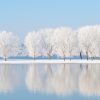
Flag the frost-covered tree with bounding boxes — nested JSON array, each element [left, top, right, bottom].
[[25, 31, 41, 60], [78, 25, 100, 60], [0, 31, 19, 61], [54, 27, 77, 60], [39, 28, 57, 59]]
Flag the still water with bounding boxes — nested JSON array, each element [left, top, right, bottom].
[[0, 63, 100, 100]]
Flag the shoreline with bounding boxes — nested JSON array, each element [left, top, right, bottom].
[[0, 59, 100, 64]]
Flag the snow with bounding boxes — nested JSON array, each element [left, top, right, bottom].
[[0, 59, 100, 64]]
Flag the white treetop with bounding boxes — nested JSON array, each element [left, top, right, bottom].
[[24, 25, 100, 59], [25, 31, 41, 59], [0, 31, 19, 60], [54, 27, 77, 60], [78, 25, 100, 59], [39, 28, 56, 58]]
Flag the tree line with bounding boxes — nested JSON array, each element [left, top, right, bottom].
[[0, 25, 100, 61]]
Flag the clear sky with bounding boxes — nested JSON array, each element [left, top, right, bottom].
[[0, 0, 100, 40]]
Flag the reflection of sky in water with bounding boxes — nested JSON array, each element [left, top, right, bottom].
[[0, 64, 100, 100]]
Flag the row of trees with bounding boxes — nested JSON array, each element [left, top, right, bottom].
[[0, 25, 100, 60], [25, 27, 78, 60], [25, 25, 100, 60]]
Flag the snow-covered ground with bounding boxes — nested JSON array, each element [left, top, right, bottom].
[[0, 59, 100, 64]]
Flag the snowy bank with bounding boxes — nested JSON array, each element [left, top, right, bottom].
[[0, 60, 100, 64]]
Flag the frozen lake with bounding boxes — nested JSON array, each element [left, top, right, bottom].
[[0, 63, 100, 100]]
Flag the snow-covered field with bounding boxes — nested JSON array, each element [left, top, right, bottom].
[[0, 59, 100, 64]]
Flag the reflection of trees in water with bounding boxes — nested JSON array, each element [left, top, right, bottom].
[[80, 63, 88, 70], [46, 64, 78, 95], [25, 64, 79, 95], [25, 64, 45, 92], [45, 64, 53, 77], [79, 64, 100, 96], [25, 63, 100, 96], [0, 64, 20, 93]]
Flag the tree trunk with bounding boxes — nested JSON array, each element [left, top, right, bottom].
[[64, 56, 65, 61], [49, 55, 51, 59], [4, 56, 7, 61], [86, 51, 89, 60], [34, 52, 35, 60], [69, 52, 71, 61], [80, 51, 82, 59], [91, 57, 94, 60], [48, 53, 51, 59], [63, 52, 66, 61]]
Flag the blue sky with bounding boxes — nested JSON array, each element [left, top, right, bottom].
[[0, 0, 100, 40]]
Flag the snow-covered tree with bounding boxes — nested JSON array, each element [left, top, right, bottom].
[[39, 28, 57, 59], [54, 27, 77, 60], [78, 25, 100, 60], [0, 31, 19, 61], [25, 31, 41, 59]]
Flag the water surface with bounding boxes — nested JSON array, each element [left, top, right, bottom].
[[0, 63, 100, 100]]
